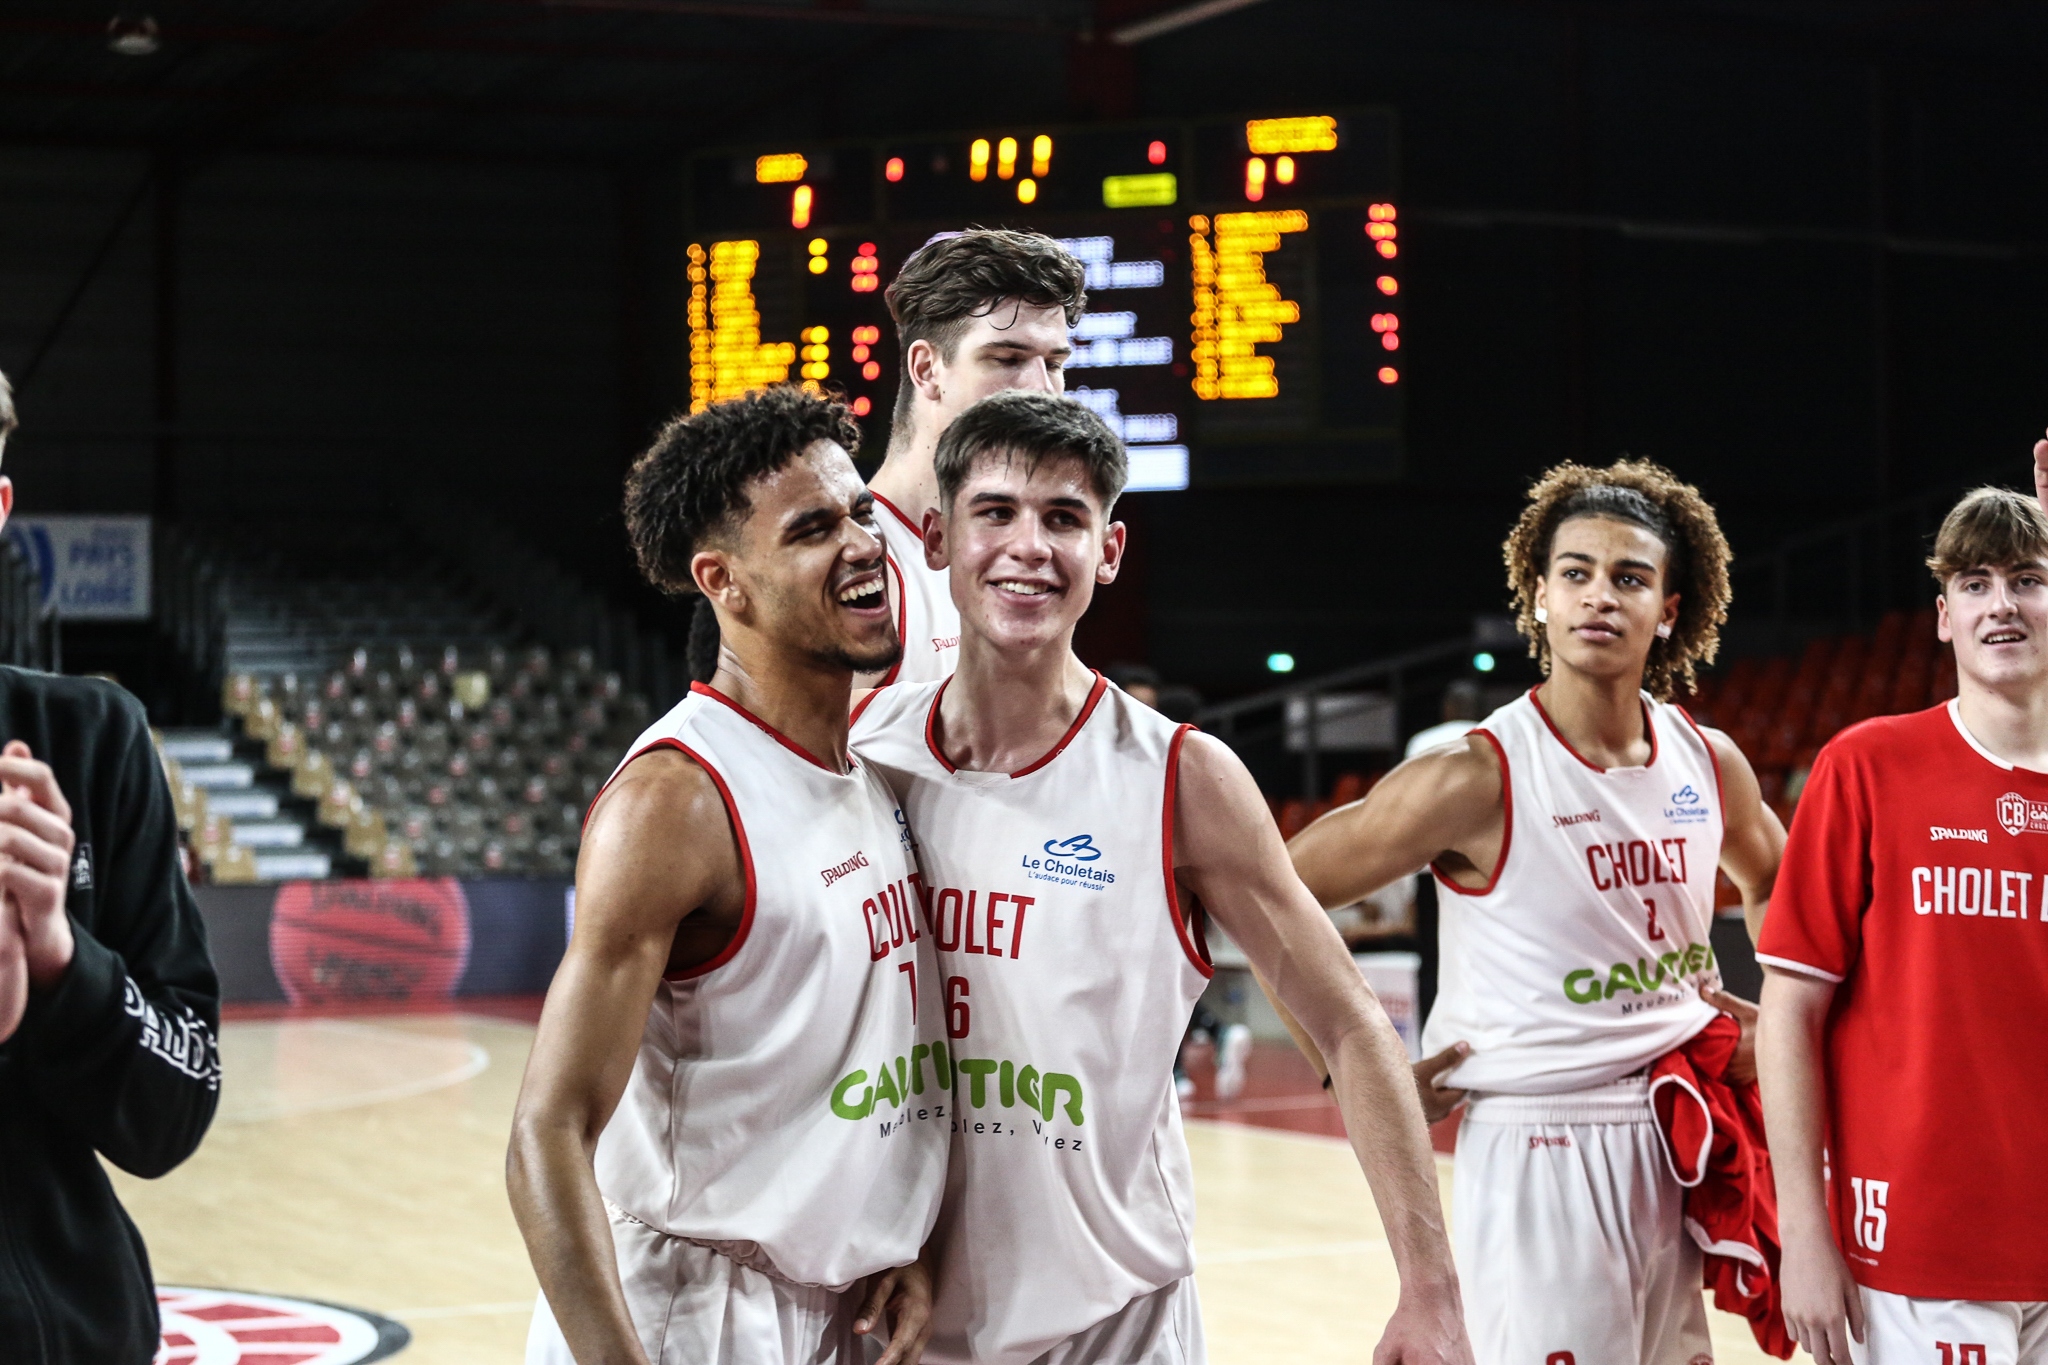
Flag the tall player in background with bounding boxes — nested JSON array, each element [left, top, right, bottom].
[[860, 229, 1087, 687], [1284, 461, 1787, 1365], [1758, 484, 2048, 1365], [509, 387, 945, 1365], [853, 392, 1471, 1365]]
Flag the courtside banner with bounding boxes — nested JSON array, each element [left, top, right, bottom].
[[4, 515, 151, 619], [195, 878, 571, 1004]]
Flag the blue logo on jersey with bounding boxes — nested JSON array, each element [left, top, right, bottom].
[[1043, 834, 1102, 861], [1665, 785, 1710, 825], [1026, 834, 1116, 891]]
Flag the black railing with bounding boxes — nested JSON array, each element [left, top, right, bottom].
[[1727, 460, 2020, 652], [0, 536, 53, 671], [1193, 637, 1478, 801], [153, 525, 228, 717]]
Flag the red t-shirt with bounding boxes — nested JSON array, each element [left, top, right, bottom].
[[1759, 702, 2048, 1301]]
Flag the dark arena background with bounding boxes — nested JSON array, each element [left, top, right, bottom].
[[1, 3, 2044, 1362]]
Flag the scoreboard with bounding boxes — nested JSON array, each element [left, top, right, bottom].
[[685, 111, 1401, 490]]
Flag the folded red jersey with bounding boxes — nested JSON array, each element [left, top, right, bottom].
[[1650, 1012, 1794, 1359]]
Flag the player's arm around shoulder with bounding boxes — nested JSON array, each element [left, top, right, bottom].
[[1171, 734, 1474, 1365], [1697, 723, 1786, 944], [1288, 733, 1506, 911], [506, 748, 743, 1365]]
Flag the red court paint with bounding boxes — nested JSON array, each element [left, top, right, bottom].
[[156, 1286, 408, 1364]]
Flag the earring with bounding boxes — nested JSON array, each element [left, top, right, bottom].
[[1656, 622, 1673, 639], [1534, 607, 1548, 624]]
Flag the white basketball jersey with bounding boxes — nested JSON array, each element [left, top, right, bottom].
[[1422, 687, 1725, 1095], [872, 492, 960, 686], [851, 675, 1212, 1365], [592, 683, 949, 1291]]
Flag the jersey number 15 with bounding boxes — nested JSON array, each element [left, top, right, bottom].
[[1849, 1176, 1888, 1252]]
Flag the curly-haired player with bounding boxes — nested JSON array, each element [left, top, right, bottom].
[[1280, 458, 1787, 1365], [511, 385, 945, 1365]]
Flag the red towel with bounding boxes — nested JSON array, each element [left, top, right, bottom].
[[1650, 1013, 1795, 1359]]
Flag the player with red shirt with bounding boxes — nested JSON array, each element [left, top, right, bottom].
[[1758, 482, 2048, 1365]]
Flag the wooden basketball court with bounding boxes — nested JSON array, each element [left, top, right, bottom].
[[114, 1007, 1783, 1364]]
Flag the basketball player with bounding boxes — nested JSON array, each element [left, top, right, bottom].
[[852, 392, 1472, 1365], [860, 228, 1087, 687], [1758, 485, 2048, 1365], [1284, 460, 1787, 1365], [508, 386, 947, 1365]]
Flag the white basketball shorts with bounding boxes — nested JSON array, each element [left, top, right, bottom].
[[1454, 1076, 1713, 1365], [1850, 1288, 2048, 1365], [1028, 1275, 1206, 1365], [524, 1201, 880, 1365]]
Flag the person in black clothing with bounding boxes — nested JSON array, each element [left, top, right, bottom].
[[0, 369, 223, 1365]]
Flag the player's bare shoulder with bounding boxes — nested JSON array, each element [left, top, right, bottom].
[[576, 748, 746, 969], [1288, 730, 1507, 906]]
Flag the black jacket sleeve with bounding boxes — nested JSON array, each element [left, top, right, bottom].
[[13, 689, 220, 1178]]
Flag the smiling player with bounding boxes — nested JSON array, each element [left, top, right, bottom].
[[1285, 460, 1786, 1365], [852, 391, 1471, 1365], [510, 386, 946, 1365], [1759, 484, 2048, 1365], [861, 229, 1087, 687]]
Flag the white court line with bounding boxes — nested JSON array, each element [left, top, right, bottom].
[[220, 1020, 490, 1122], [1199, 1238, 1389, 1265], [385, 1300, 536, 1319]]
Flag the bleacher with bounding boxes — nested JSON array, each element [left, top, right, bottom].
[[154, 522, 671, 883], [1682, 607, 1957, 823]]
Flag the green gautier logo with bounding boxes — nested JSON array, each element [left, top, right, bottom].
[[1562, 941, 1716, 1004], [831, 1042, 1085, 1125]]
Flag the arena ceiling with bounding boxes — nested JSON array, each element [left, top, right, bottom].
[[0, 0, 2043, 163]]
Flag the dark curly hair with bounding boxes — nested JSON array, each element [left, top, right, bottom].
[[1503, 458, 1732, 699], [624, 384, 861, 597], [885, 228, 1087, 427]]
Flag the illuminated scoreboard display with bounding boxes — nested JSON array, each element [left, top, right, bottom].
[[685, 111, 1401, 490]]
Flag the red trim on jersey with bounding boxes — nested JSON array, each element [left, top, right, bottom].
[[1011, 673, 1109, 778], [1162, 723, 1215, 978], [871, 490, 924, 537], [922, 672, 1110, 779], [923, 678, 957, 772], [848, 687, 883, 728], [690, 681, 847, 774], [1528, 685, 1659, 772], [1676, 704, 1726, 808], [873, 551, 907, 689], [580, 737, 757, 982], [1432, 727, 1513, 897]]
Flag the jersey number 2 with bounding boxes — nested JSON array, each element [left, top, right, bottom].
[[1643, 899, 1666, 942]]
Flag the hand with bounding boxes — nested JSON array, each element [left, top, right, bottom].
[[2033, 428, 2048, 509], [1412, 1042, 1470, 1124], [1780, 1227, 1866, 1365], [1701, 986, 1759, 1085], [1373, 1279, 1476, 1365], [0, 741, 77, 990], [0, 895, 25, 1043], [854, 1254, 935, 1365]]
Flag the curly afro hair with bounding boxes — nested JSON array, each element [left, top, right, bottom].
[[1502, 458, 1732, 700], [624, 384, 862, 597]]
